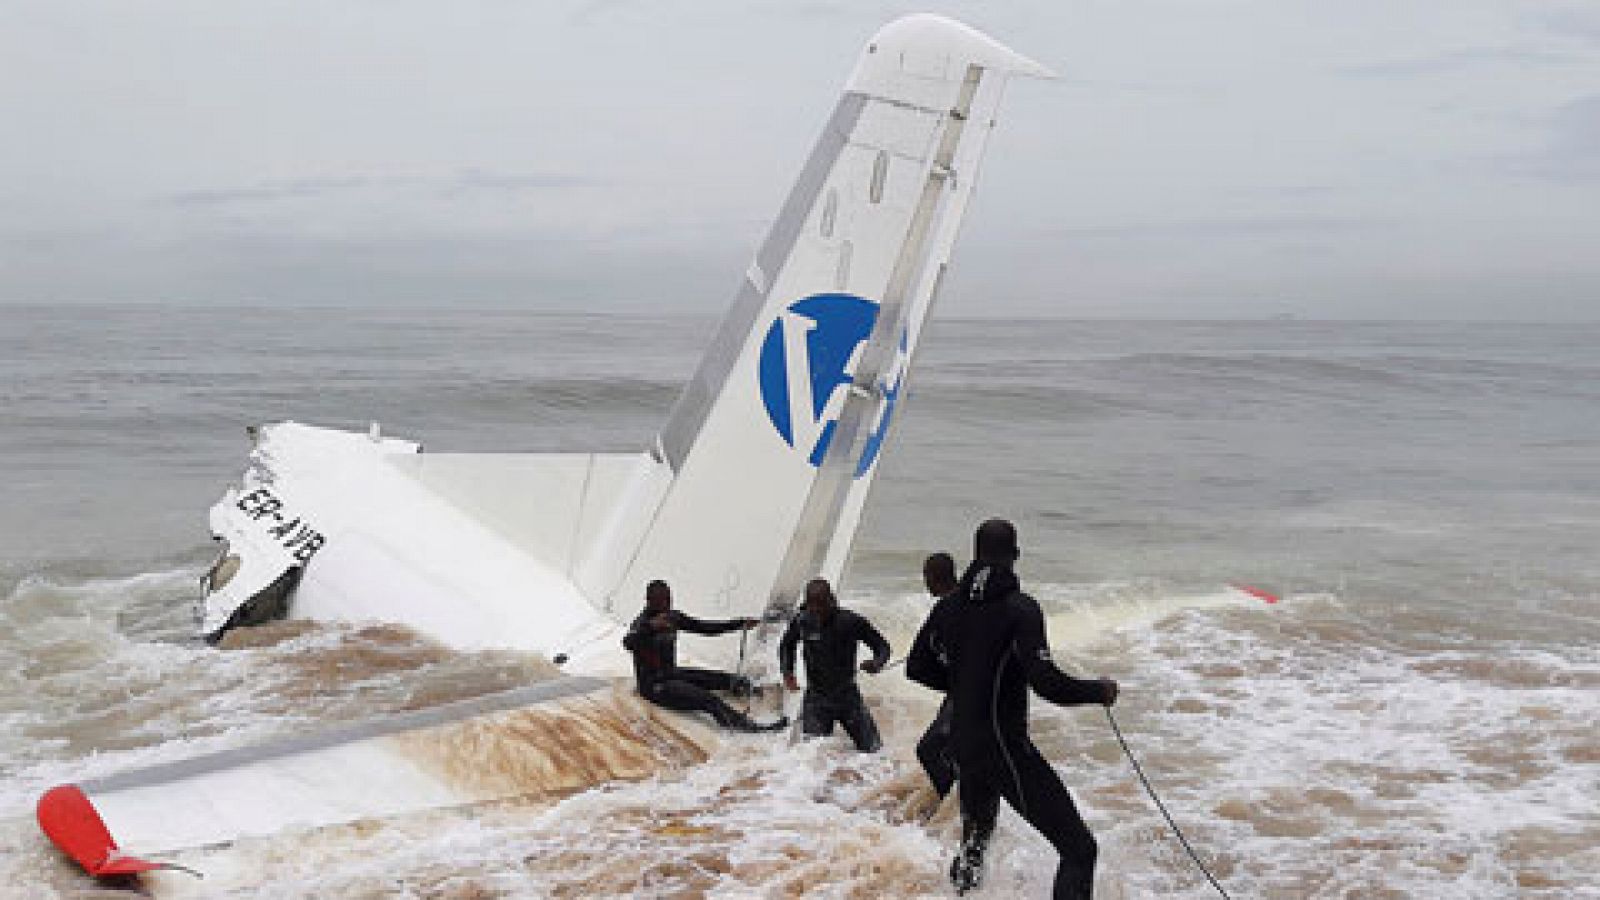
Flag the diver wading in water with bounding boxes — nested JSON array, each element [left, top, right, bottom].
[[907, 520, 1119, 898], [779, 578, 891, 752], [623, 580, 788, 733], [913, 552, 960, 802]]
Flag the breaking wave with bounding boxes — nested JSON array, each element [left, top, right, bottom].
[[6, 568, 1595, 898]]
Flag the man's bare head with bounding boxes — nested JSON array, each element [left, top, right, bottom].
[[974, 518, 1020, 566], [645, 579, 672, 612], [923, 552, 957, 597], [803, 577, 837, 622]]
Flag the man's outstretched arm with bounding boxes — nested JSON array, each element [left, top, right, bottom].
[[1011, 594, 1116, 706], [676, 611, 756, 636]]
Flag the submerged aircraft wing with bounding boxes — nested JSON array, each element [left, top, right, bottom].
[[39, 13, 1054, 882], [36, 675, 722, 873]]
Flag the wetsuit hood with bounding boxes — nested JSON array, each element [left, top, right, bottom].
[[955, 560, 1020, 606]]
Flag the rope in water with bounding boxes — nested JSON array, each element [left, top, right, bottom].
[[1104, 706, 1233, 899]]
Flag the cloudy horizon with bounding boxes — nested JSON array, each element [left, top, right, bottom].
[[3, 1, 1597, 320]]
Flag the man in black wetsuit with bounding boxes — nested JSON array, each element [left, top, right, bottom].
[[914, 552, 960, 803], [622, 580, 787, 733], [907, 520, 1119, 899], [779, 577, 891, 752]]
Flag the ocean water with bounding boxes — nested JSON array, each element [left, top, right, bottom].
[[1, 306, 1597, 898]]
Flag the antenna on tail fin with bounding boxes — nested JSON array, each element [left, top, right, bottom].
[[579, 15, 1053, 631]]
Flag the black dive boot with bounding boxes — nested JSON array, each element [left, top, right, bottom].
[[725, 709, 789, 733], [949, 819, 992, 895]]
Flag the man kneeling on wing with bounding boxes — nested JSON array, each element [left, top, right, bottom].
[[623, 580, 788, 733]]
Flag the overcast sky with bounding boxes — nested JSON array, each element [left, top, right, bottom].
[[3, 1, 1597, 318]]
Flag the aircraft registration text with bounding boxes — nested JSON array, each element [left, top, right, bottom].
[[235, 487, 326, 563]]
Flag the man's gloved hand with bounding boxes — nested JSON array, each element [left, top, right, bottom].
[[739, 617, 759, 630], [1099, 677, 1119, 706], [783, 672, 801, 692], [860, 658, 884, 675]]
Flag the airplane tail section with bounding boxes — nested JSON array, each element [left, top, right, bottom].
[[577, 15, 1052, 630], [194, 16, 1049, 674]]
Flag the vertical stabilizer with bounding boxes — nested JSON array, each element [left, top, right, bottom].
[[577, 15, 1051, 637]]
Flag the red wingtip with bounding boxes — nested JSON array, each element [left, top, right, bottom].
[[36, 784, 166, 878], [1231, 583, 1281, 604]]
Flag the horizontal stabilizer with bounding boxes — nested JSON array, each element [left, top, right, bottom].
[[199, 424, 630, 664], [386, 453, 646, 581]]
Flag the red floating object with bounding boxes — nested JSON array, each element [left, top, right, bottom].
[[1231, 583, 1280, 604]]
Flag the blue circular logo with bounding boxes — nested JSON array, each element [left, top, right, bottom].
[[757, 293, 904, 476]]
